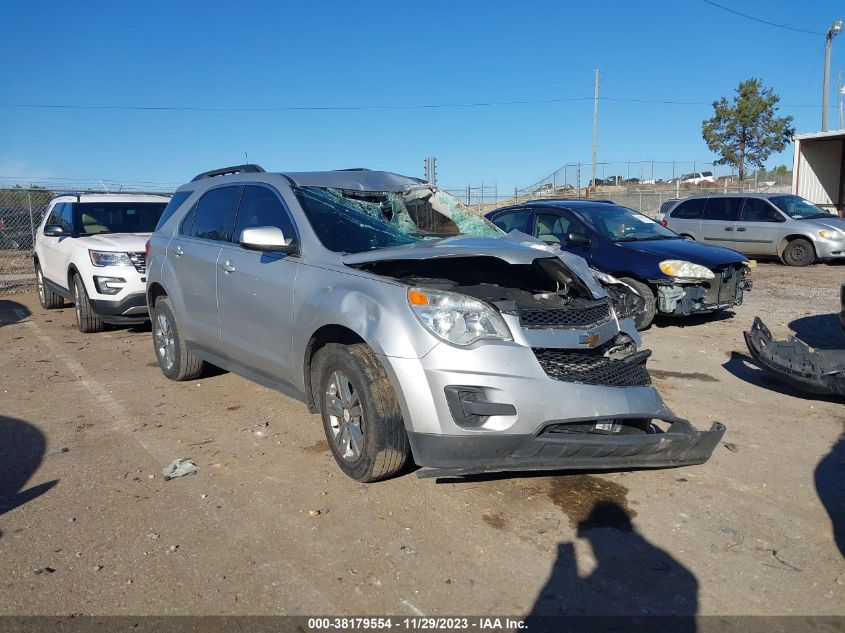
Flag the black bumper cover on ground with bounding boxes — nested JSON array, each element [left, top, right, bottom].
[[411, 415, 726, 479], [744, 316, 845, 397]]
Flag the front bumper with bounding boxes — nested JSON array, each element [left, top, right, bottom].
[[411, 415, 726, 478], [815, 239, 845, 259], [655, 266, 751, 316], [744, 317, 845, 397], [89, 293, 149, 324]]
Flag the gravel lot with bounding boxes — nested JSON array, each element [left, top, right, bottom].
[[0, 262, 843, 617]]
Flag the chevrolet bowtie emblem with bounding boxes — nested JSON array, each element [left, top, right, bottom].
[[580, 332, 600, 347]]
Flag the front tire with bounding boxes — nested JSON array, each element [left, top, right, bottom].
[[151, 296, 204, 381], [782, 238, 815, 267], [72, 274, 105, 333], [36, 263, 63, 309], [313, 343, 410, 482], [618, 277, 656, 330]]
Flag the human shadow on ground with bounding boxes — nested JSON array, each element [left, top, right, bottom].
[[0, 415, 58, 520], [0, 299, 30, 328], [524, 501, 698, 632], [815, 432, 845, 559]]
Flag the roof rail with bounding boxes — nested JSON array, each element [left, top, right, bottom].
[[191, 164, 265, 182]]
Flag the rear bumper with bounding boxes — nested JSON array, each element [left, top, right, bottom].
[[89, 293, 149, 324], [411, 415, 726, 478]]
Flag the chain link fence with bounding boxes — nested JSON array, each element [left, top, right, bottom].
[[0, 186, 174, 294]]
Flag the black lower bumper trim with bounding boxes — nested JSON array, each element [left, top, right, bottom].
[[89, 294, 148, 323], [744, 316, 845, 397], [410, 415, 726, 479]]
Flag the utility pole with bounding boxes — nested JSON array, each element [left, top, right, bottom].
[[839, 70, 843, 130], [592, 68, 600, 189], [823, 20, 843, 132]]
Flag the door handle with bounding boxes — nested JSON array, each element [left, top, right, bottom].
[[220, 260, 236, 273], [174, 246, 183, 256], [724, 227, 734, 231], [736, 227, 746, 232]]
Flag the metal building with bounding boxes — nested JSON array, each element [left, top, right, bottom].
[[792, 130, 845, 216]]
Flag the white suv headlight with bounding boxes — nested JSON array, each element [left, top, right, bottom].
[[89, 250, 133, 267], [658, 259, 715, 280], [408, 287, 511, 346]]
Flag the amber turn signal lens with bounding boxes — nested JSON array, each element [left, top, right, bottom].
[[408, 289, 429, 306]]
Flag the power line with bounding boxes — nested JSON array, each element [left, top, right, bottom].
[[699, 0, 823, 35], [0, 96, 824, 112]]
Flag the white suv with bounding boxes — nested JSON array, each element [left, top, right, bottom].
[[34, 193, 170, 332]]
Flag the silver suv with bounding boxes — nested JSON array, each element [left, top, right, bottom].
[[146, 165, 724, 482], [659, 193, 845, 266]]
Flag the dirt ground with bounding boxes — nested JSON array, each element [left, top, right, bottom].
[[0, 262, 843, 617]]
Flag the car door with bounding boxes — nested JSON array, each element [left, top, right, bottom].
[[167, 185, 241, 349], [216, 184, 300, 384], [700, 197, 742, 249], [734, 198, 785, 255], [41, 202, 76, 290], [665, 198, 704, 239], [533, 210, 594, 262]]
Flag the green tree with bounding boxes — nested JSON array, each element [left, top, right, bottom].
[[702, 78, 795, 183]]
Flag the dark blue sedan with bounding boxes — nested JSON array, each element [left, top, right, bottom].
[[486, 199, 752, 329]]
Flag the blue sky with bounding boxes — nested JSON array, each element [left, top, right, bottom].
[[0, 0, 842, 190]]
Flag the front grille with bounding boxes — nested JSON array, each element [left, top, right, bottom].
[[520, 301, 611, 329], [534, 348, 651, 387], [128, 252, 146, 274]]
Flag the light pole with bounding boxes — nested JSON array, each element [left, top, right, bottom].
[[822, 19, 842, 132]]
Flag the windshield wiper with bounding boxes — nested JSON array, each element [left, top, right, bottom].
[[614, 235, 675, 242], [797, 213, 832, 220]]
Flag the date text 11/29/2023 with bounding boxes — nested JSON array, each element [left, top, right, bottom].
[[306, 617, 527, 631]]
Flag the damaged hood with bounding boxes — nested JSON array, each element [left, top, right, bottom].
[[342, 234, 607, 298]]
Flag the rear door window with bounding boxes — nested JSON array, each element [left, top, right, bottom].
[[490, 210, 533, 234], [189, 186, 242, 241], [703, 198, 741, 222], [671, 199, 706, 219], [232, 185, 296, 243]]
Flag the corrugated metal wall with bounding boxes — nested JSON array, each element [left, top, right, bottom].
[[795, 138, 843, 210]]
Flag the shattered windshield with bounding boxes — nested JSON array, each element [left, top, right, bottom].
[[571, 205, 679, 242], [770, 195, 832, 220], [294, 186, 420, 254]]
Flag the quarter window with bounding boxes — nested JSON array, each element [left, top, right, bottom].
[[189, 186, 242, 241], [58, 202, 74, 233], [232, 186, 296, 244], [703, 198, 741, 222]]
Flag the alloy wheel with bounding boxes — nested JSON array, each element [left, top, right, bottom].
[[324, 370, 365, 463], [154, 313, 176, 371]]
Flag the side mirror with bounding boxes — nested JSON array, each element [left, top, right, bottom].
[[239, 226, 297, 254], [565, 232, 591, 246], [43, 224, 64, 237]]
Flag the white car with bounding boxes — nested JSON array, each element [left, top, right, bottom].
[[34, 193, 170, 332], [681, 171, 716, 185]]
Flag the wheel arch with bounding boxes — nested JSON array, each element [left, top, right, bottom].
[[778, 233, 816, 258], [303, 325, 367, 413], [147, 282, 168, 311]]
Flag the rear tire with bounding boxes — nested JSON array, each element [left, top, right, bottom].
[[36, 263, 63, 309], [151, 296, 204, 381], [313, 343, 410, 482], [782, 238, 815, 267], [618, 277, 656, 330], [72, 274, 105, 333]]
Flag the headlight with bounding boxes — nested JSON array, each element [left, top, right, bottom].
[[658, 259, 715, 280], [819, 229, 845, 240], [89, 250, 133, 267], [408, 287, 511, 346]]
